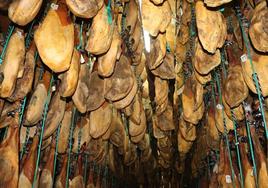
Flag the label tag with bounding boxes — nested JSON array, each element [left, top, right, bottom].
[[52, 85, 56, 92], [16, 30, 22, 38], [51, 3, 59, 10], [80, 54, 85, 64], [180, 7, 183, 16], [216, 104, 223, 110], [251, 169, 254, 176], [240, 54, 247, 63], [225, 175, 232, 184]]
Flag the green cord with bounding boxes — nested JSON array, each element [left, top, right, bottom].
[[231, 111, 244, 188], [245, 118, 258, 187], [77, 117, 82, 155], [0, 24, 15, 65], [25, 20, 35, 49], [214, 74, 236, 188], [66, 107, 77, 188], [106, 0, 112, 25], [19, 127, 30, 160], [220, 52, 244, 188], [32, 75, 55, 188], [237, 14, 268, 139], [52, 124, 61, 184], [19, 52, 39, 160], [76, 21, 84, 51], [83, 154, 88, 184]]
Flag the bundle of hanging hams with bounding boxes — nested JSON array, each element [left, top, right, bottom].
[[0, 0, 267, 186]]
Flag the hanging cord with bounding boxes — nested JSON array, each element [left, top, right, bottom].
[[213, 73, 236, 188], [0, 24, 15, 65], [83, 154, 88, 184], [243, 102, 259, 187], [207, 155, 211, 179], [75, 115, 82, 160], [66, 107, 77, 188], [231, 111, 244, 188], [106, 0, 113, 24], [25, 20, 36, 50], [235, 6, 268, 139], [183, 3, 195, 80], [19, 51, 39, 160], [52, 123, 61, 184], [32, 74, 55, 188], [220, 51, 244, 188], [76, 20, 84, 51]]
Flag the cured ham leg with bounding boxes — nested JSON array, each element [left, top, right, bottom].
[[70, 144, 85, 188], [39, 140, 56, 188], [86, 165, 95, 188], [240, 141, 256, 188], [8, 41, 36, 102], [250, 127, 268, 188], [18, 135, 39, 188], [24, 70, 52, 126], [55, 154, 68, 188], [0, 111, 19, 188]]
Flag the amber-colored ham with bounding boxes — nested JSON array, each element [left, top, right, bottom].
[[240, 142, 256, 188], [69, 146, 85, 188], [24, 71, 51, 126], [43, 91, 66, 139], [250, 127, 268, 188], [58, 103, 72, 154], [8, 0, 43, 26], [18, 135, 39, 188], [0, 112, 19, 188], [72, 63, 89, 113], [55, 155, 68, 188], [0, 29, 25, 98], [39, 141, 56, 188], [218, 142, 240, 187], [58, 48, 80, 97], [86, 165, 95, 188], [8, 41, 36, 102], [34, 0, 74, 72]]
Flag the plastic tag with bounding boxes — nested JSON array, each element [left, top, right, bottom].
[[16, 30, 23, 38], [240, 54, 247, 63], [51, 3, 59, 10], [180, 7, 183, 16], [80, 54, 85, 64], [213, 164, 219, 173], [216, 104, 223, 110], [225, 175, 232, 184], [52, 85, 56, 92]]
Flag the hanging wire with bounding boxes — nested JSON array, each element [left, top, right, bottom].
[[83, 154, 88, 184], [243, 102, 259, 187], [207, 155, 211, 179], [0, 24, 15, 65], [19, 51, 39, 160], [76, 116, 83, 156], [25, 20, 36, 50], [32, 74, 55, 188], [106, 0, 113, 24], [76, 20, 84, 51], [66, 107, 77, 188], [220, 51, 244, 188], [52, 123, 61, 184], [235, 6, 268, 139], [213, 73, 236, 188], [231, 111, 244, 188]]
